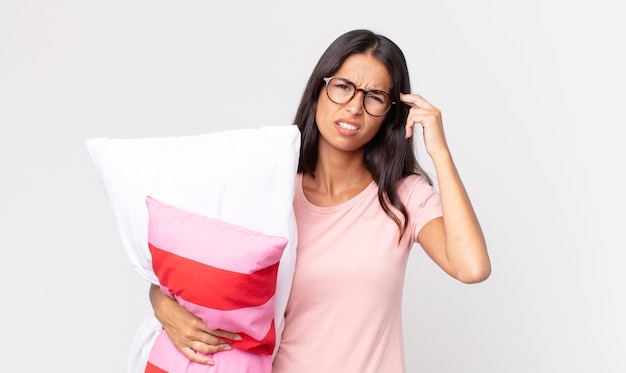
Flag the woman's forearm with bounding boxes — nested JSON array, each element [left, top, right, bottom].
[[432, 150, 491, 283]]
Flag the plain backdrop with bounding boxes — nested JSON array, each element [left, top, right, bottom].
[[1, 1, 624, 372]]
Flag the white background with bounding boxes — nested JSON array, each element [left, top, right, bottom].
[[1, 1, 624, 372]]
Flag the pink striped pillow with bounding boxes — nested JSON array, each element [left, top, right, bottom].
[[144, 196, 288, 373]]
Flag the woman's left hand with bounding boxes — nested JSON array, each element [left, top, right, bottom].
[[400, 93, 449, 158]]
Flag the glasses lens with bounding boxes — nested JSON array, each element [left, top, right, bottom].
[[363, 91, 391, 116], [326, 77, 355, 104]]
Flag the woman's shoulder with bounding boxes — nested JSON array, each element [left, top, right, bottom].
[[396, 173, 440, 206], [397, 173, 434, 193], [397, 174, 442, 233]]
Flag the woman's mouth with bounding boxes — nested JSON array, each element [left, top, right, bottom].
[[337, 122, 358, 131]]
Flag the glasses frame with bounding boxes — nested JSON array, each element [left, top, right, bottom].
[[323, 76, 396, 117]]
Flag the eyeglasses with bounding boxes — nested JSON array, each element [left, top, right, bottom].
[[323, 76, 395, 117]]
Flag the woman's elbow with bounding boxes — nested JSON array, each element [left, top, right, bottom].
[[456, 261, 491, 284]]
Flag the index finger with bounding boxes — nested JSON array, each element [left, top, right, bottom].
[[400, 93, 432, 109], [209, 328, 242, 342]]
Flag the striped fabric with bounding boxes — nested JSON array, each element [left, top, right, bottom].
[[144, 196, 288, 372]]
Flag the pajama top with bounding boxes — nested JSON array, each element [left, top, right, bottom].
[[272, 173, 443, 373]]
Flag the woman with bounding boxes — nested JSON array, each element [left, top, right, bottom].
[[150, 29, 491, 372]]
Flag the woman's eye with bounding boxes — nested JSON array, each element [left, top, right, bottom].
[[335, 83, 351, 91], [366, 93, 385, 104]]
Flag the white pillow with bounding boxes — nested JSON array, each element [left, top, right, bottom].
[[85, 125, 300, 372]]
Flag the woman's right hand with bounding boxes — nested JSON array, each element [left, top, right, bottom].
[[149, 284, 242, 365]]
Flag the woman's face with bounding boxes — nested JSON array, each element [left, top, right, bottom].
[[315, 53, 392, 154]]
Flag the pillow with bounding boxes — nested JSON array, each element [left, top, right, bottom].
[[85, 125, 300, 373], [144, 196, 286, 372]]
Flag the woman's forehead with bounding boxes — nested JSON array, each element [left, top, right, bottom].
[[333, 54, 392, 91]]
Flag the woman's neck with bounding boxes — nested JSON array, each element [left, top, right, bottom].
[[302, 148, 373, 207]]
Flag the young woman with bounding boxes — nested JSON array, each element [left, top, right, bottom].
[[150, 29, 491, 372]]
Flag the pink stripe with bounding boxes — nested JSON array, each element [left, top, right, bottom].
[[168, 290, 276, 341], [146, 196, 287, 274], [148, 333, 272, 372]]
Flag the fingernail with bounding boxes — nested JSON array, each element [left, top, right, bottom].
[[234, 334, 242, 341]]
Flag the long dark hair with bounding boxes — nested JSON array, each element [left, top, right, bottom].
[[294, 29, 433, 240]]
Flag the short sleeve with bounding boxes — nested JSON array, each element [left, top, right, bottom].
[[397, 174, 443, 241]]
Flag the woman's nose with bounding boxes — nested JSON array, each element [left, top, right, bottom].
[[345, 90, 364, 115]]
